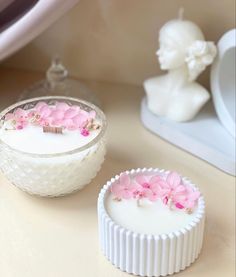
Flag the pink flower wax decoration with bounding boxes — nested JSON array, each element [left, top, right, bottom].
[[111, 173, 137, 200], [134, 174, 161, 202], [110, 170, 200, 213], [158, 171, 187, 208], [5, 108, 29, 130], [4, 100, 100, 136]]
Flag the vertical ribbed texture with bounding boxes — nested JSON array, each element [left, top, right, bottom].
[[161, 235, 170, 276], [168, 233, 177, 275], [98, 168, 205, 277], [132, 233, 140, 275], [98, 207, 204, 276], [174, 231, 183, 273], [113, 225, 120, 267], [126, 231, 133, 273], [119, 228, 126, 271], [140, 235, 147, 276], [154, 236, 162, 276], [146, 236, 154, 277]]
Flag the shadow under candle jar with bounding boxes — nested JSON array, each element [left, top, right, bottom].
[[0, 96, 107, 197]]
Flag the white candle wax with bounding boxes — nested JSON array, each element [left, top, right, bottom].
[[0, 121, 100, 154], [106, 194, 198, 235]]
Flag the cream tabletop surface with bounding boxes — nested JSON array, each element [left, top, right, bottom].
[[0, 68, 235, 277]]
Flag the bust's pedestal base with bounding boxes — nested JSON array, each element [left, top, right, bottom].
[[141, 97, 235, 176]]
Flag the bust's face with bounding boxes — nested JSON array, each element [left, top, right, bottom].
[[156, 34, 185, 70]]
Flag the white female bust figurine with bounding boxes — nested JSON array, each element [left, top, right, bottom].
[[144, 18, 217, 122]]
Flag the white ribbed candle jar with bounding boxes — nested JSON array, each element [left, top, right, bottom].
[[97, 168, 205, 277]]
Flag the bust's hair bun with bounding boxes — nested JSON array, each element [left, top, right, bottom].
[[185, 40, 217, 81]]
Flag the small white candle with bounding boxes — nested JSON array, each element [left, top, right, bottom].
[[0, 96, 107, 197], [98, 169, 205, 276]]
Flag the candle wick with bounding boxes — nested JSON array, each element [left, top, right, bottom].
[[178, 7, 184, 20], [168, 198, 173, 210], [43, 126, 63, 134], [137, 198, 141, 207]]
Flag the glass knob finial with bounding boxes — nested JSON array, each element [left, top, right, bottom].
[[19, 57, 100, 106], [46, 57, 68, 88]]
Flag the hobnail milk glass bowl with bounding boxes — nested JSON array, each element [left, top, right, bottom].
[[0, 96, 107, 197]]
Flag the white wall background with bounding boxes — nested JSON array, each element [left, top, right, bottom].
[[3, 0, 235, 87]]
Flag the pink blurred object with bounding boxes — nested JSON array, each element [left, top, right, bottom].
[[0, 0, 79, 61]]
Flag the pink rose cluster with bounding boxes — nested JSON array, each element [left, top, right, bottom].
[[4, 102, 97, 136], [111, 171, 200, 212]]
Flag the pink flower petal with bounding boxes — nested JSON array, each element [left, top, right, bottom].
[[158, 180, 169, 189], [15, 108, 27, 118], [67, 125, 77, 131], [149, 182, 159, 191], [62, 118, 74, 128], [16, 124, 24, 130], [21, 121, 28, 128], [79, 110, 89, 116], [174, 185, 186, 194], [119, 173, 130, 187], [173, 193, 186, 203], [150, 175, 162, 184], [135, 175, 148, 185], [128, 182, 141, 192], [159, 187, 170, 197], [122, 190, 133, 199], [188, 190, 200, 201], [71, 105, 81, 112], [146, 189, 158, 201], [111, 184, 123, 196], [61, 118, 77, 130], [51, 110, 65, 120], [27, 111, 36, 118], [184, 200, 195, 209], [64, 108, 78, 119], [56, 102, 70, 111], [166, 172, 181, 188], [40, 117, 53, 127], [35, 102, 47, 111], [51, 119, 63, 127], [40, 105, 52, 118], [89, 110, 96, 119], [175, 202, 185, 209], [73, 114, 88, 128], [81, 128, 90, 136], [163, 196, 169, 205], [5, 113, 14, 120]]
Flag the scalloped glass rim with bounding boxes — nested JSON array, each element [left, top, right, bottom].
[[0, 96, 107, 158]]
